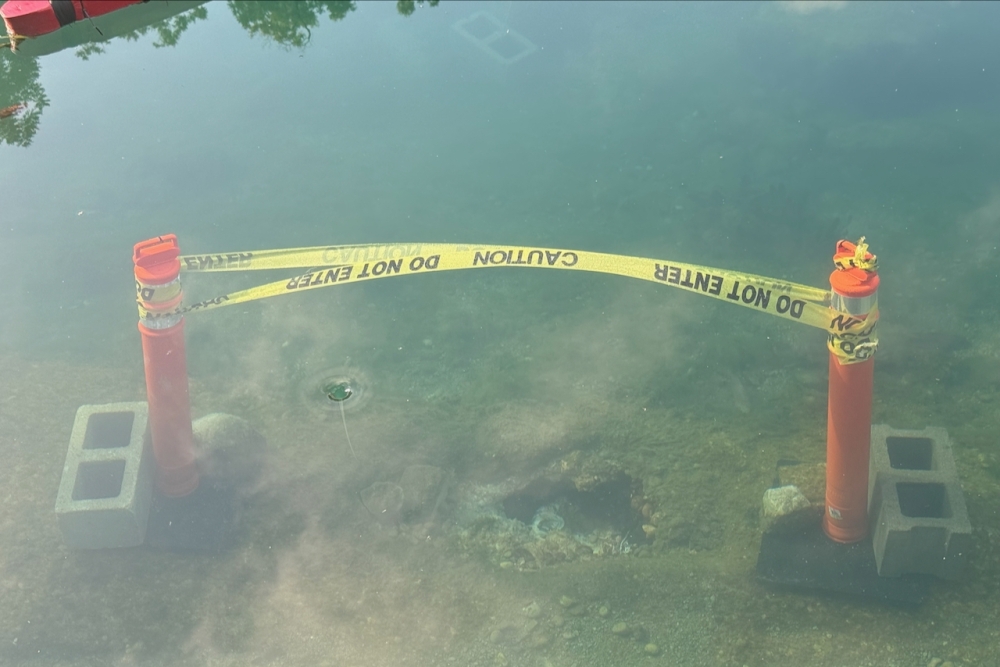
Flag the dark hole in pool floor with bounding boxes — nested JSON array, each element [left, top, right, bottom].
[[501, 472, 646, 544]]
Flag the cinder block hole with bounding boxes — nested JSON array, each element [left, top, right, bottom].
[[896, 482, 949, 518], [886, 436, 933, 470], [72, 460, 126, 500], [82, 412, 135, 449]]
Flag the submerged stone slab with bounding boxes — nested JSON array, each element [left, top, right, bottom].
[[55, 402, 152, 549], [868, 425, 972, 580]]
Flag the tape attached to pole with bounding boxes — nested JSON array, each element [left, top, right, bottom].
[[134, 242, 877, 364]]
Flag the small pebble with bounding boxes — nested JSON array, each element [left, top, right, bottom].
[[644, 643, 660, 656], [611, 622, 630, 636], [598, 606, 610, 618], [490, 624, 517, 645], [522, 602, 542, 619], [559, 596, 576, 608]]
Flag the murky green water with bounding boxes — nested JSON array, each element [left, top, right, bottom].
[[2, 2, 999, 665]]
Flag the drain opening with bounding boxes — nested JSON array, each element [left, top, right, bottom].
[[305, 370, 369, 414], [324, 380, 354, 402]]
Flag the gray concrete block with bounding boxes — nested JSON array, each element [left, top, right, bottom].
[[55, 402, 152, 549], [868, 425, 972, 579]]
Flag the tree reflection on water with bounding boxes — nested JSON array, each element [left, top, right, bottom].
[[0, 0, 438, 147]]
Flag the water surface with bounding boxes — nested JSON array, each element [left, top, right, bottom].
[[1, 2, 999, 665]]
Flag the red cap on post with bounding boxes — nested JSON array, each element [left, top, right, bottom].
[[829, 238, 879, 298], [134, 234, 181, 285]]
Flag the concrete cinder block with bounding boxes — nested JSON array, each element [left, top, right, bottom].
[[55, 402, 152, 549], [868, 425, 972, 579]]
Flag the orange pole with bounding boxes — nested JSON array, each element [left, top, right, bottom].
[[823, 239, 879, 543], [133, 235, 199, 497]]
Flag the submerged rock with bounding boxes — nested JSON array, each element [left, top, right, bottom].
[[531, 504, 565, 537], [760, 484, 814, 532]]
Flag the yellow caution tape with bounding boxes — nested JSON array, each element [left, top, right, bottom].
[[135, 277, 182, 305], [136, 243, 878, 364], [833, 235, 878, 272], [827, 308, 878, 363]]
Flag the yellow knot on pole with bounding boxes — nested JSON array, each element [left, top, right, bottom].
[[834, 237, 878, 272]]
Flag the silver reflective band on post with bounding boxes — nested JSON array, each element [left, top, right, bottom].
[[143, 313, 183, 330], [830, 291, 877, 316]]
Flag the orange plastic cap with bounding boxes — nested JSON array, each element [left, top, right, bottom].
[[134, 235, 181, 284], [830, 239, 879, 298], [829, 267, 880, 297]]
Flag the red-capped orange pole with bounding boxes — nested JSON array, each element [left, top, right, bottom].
[[134, 235, 199, 497], [823, 239, 879, 543]]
